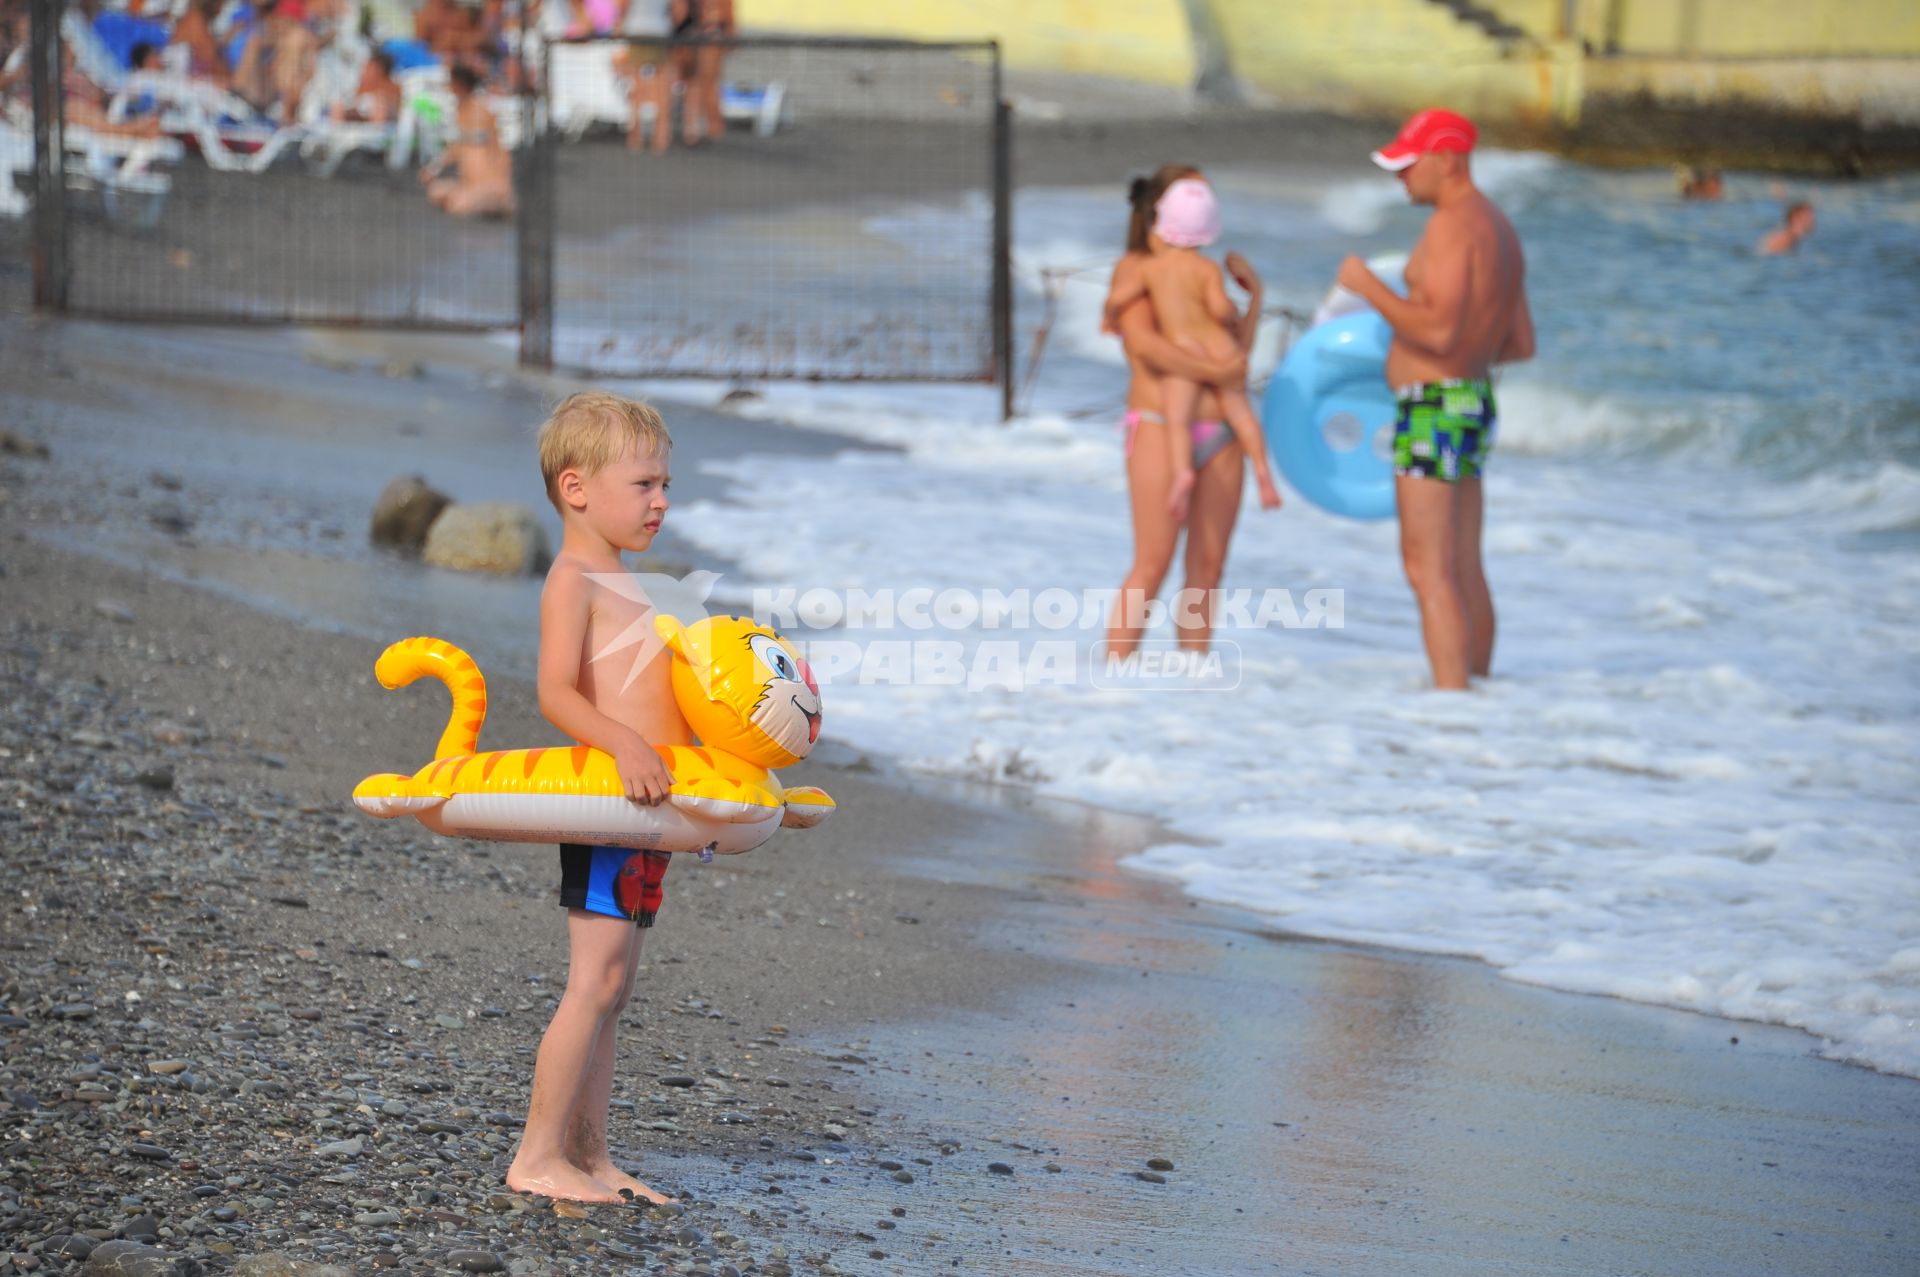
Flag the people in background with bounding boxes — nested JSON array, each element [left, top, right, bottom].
[[670, 0, 730, 145], [61, 43, 162, 136], [331, 47, 400, 122], [232, 0, 319, 120], [611, 36, 674, 154], [1759, 201, 1815, 255], [1677, 164, 1723, 201], [168, 0, 230, 86], [420, 61, 514, 218]]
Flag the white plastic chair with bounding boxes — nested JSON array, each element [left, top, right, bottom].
[[0, 118, 32, 219], [547, 39, 626, 140], [719, 80, 785, 137], [387, 63, 453, 170]]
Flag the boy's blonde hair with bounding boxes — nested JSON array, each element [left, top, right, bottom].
[[537, 392, 671, 510]]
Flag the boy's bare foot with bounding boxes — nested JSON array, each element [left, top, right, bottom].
[[1256, 470, 1284, 510], [1167, 470, 1196, 522], [505, 1160, 625, 1204], [578, 1161, 670, 1204]]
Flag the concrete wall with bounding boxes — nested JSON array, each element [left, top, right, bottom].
[[1494, 0, 1920, 57], [1475, 0, 1565, 38], [1585, 56, 1920, 127], [1621, 0, 1920, 57], [739, 1, 1918, 140], [741, 0, 1199, 87], [1203, 0, 1577, 125]]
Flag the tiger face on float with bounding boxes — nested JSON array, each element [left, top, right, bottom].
[[655, 614, 821, 770]]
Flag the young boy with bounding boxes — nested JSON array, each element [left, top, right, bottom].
[[504, 392, 689, 1205]]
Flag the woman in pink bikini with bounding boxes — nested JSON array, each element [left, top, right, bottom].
[[1103, 163, 1264, 658]]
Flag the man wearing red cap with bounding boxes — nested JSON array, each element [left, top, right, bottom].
[[1338, 108, 1534, 690]]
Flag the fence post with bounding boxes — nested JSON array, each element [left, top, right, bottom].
[[516, 45, 554, 370], [28, 0, 67, 311], [991, 84, 1013, 421]]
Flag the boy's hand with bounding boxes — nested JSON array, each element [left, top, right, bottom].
[[612, 736, 674, 806]]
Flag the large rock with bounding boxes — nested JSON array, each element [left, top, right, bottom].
[[0, 428, 50, 459], [370, 475, 452, 553], [232, 1254, 353, 1277], [84, 1241, 189, 1277], [422, 502, 551, 576]]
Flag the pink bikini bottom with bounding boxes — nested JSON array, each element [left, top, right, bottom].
[[1123, 409, 1233, 470]]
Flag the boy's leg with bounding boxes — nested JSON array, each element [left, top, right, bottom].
[[562, 922, 668, 1203], [505, 909, 640, 1202]]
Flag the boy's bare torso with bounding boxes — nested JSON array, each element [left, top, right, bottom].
[[550, 556, 693, 749]]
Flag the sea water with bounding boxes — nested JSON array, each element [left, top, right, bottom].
[[631, 154, 1920, 1077]]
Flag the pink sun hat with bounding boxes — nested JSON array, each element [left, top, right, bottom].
[[1154, 178, 1221, 248]]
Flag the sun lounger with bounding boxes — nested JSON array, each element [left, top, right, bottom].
[[92, 11, 174, 71], [60, 124, 185, 230], [64, 9, 128, 94], [108, 70, 292, 173]]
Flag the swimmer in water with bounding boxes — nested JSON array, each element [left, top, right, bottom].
[[1759, 201, 1815, 255]]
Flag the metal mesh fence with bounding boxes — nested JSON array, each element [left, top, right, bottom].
[[25, 14, 1008, 392], [32, 0, 522, 329], [535, 36, 1005, 384], [64, 160, 519, 326]]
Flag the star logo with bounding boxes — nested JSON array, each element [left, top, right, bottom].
[[582, 568, 723, 692]]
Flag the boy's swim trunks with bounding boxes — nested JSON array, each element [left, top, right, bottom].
[[1393, 378, 1496, 482], [559, 844, 670, 928]]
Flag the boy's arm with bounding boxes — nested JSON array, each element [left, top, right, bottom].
[[537, 568, 675, 805]]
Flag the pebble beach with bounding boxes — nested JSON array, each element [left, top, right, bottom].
[[4, 98, 1919, 1270]]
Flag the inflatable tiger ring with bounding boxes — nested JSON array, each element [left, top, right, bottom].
[[353, 615, 835, 856]]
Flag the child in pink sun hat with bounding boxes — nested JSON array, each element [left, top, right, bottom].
[[1152, 175, 1223, 247], [1105, 176, 1281, 520]]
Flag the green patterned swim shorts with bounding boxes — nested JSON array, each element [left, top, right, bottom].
[[1393, 378, 1496, 482]]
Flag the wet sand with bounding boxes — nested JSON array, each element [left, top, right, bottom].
[[3, 312, 1918, 1275]]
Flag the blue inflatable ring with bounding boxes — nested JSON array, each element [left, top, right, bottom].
[[1264, 310, 1399, 521]]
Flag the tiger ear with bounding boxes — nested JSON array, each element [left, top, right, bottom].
[[654, 614, 690, 660]]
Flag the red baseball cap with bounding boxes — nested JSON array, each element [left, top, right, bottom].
[[1371, 108, 1478, 171]]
